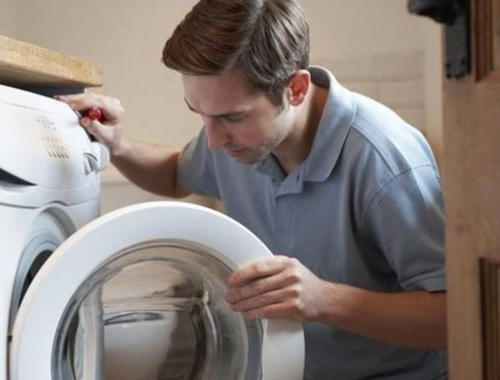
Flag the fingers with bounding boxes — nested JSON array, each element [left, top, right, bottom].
[[227, 256, 294, 287], [82, 119, 104, 142], [225, 256, 303, 319], [229, 286, 302, 313], [226, 261, 300, 303], [55, 93, 100, 111], [55, 93, 124, 124], [56, 92, 125, 153], [226, 256, 324, 322]]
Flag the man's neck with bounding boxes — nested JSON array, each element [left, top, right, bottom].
[[274, 83, 329, 175]]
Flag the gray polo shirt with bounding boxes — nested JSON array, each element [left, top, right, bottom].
[[178, 67, 447, 379]]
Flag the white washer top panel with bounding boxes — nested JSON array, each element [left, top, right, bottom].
[[0, 84, 106, 191]]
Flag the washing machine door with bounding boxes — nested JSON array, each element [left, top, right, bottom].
[[10, 201, 304, 380]]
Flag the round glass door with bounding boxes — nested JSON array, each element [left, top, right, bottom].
[[11, 202, 304, 380], [53, 242, 262, 380]]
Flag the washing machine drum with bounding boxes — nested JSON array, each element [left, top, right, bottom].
[[10, 202, 304, 380]]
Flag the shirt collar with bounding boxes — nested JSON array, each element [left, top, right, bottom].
[[303, 66, 357, 182]]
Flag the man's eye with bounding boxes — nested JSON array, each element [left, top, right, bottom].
[[225, 115, 246, 124]]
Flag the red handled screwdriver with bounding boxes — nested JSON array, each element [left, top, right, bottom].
[[79, 107, 105, 143], [85, 107, 105, 122]]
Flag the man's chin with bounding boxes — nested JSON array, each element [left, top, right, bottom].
[[226, 149, 264, 165], [234, 156, 259, 165]]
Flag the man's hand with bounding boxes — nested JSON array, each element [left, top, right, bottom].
[[56, 92, 125, 155], [225, 256, 327, 322], [226, 256, 447, 349]]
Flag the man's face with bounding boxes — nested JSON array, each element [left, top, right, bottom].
[[182, 72, 294, 165]]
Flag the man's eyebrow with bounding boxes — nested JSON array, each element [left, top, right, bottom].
[[184, 98, 247, 118]]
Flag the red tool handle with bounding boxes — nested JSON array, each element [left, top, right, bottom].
[[85, 107, 105, 122]]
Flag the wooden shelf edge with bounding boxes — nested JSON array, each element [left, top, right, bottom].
[[0, 35, 103, 88]]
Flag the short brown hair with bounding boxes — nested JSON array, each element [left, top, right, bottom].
[[162, 0, 310, 107]]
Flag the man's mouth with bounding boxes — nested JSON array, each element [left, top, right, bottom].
[[227, 147, 247, 158]]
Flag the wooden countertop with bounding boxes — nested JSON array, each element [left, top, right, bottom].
[[0, 35, 102, 88]]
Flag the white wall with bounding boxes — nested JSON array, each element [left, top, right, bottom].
[[0, 0, 17, 37], [13, 0, 444, 210]]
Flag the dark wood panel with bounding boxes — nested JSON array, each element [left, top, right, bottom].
[[481, 260, 500, 380]]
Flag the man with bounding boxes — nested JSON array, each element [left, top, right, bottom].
[[58, 0, 447, 378]]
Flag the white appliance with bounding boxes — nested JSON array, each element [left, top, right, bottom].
[[0, 85, 304, 379]]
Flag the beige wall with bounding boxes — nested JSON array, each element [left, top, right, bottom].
[[16, 0, 200, 148], [12, 0, 444, 209], [0, 0, 17, 37], [304, 0, 424, 60], [304, 0, 443, 164], [421, 20, 444, 164]]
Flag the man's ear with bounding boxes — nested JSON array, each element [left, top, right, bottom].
[[287, 70, 311, 106]]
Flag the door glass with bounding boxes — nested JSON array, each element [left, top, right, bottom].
[[10, 231, 63, 335], [52, 242, 263, 380], [18, 250, 52, 304]]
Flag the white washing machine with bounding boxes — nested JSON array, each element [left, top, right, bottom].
[[0, 85, 304, 380]]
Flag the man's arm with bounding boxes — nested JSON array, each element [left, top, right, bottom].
[[111, 138, 189, 198], [225, 256, 447, 350], [57, 93, 190, 198], [317, 282, 446, 349]]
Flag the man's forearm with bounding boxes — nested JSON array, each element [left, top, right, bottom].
[[318, 282, 447, 349], [111, 138, 190, 198]]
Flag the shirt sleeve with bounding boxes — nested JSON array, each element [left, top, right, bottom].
[[361, 165, 446, 292], [178, 129, 221, 199]]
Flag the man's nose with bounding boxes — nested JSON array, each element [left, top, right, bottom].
[[205, 119, 228, 151]]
